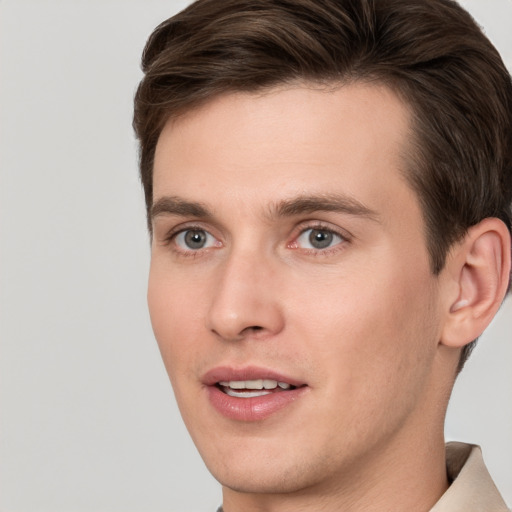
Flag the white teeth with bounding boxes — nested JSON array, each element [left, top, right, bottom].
[[218, 379, 291, 391], [263, 379, 278, 389], [225, 389, 271, 398], [246, 379, 263, 389]]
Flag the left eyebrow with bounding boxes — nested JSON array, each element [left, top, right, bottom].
[[269, 194, 380, 222], [150, 196, 212, 220]]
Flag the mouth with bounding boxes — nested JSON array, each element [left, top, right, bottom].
[[203, 366, 308, 421], [216, 379, 296, 398]]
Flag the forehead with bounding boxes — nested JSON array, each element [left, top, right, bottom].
[[152, 83, 417, 224]]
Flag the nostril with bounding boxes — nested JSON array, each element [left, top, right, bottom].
[[241, 325, 263, 335]]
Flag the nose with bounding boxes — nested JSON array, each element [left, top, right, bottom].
[[206, 249, 285, 342]]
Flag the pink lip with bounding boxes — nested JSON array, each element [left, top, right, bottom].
[[202, 365, 306, 387], [202, 366, 308, 422]]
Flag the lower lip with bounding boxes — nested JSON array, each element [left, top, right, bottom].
[[206, 385, 308, 422]]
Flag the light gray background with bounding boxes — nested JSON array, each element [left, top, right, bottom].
[[0, 1, 510, 511]]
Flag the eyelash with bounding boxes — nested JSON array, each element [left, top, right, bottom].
[[289, 222, 350, 256], [162, 224, 219, 258], [161, 222, 350, 258]]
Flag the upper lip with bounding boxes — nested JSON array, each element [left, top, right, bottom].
[[202, 365, 306, 388]]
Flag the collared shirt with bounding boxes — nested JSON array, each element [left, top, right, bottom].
[[217, 442, 509, 512], [430, 442, 509, 511]]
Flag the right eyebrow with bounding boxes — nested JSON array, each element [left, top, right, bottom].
[[150, 196, 212, 220]]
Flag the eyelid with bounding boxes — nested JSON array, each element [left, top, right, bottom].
[[158, 221, 211, 241], [159, 222, 222, 251], [288, 221, 351, 252], [175, 229, 218, 250]]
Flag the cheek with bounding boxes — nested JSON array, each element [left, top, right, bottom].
[[291, 260, 439, 384], [290, 266, 440, 447], [147, 267, 203, 379]]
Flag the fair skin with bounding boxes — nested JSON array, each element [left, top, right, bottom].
[[148, 84, 510, 512]]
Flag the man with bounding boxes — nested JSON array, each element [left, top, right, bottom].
[[133, 0, 512, 510]]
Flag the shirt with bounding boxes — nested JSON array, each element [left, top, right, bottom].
[[431, 442, 509, 511]]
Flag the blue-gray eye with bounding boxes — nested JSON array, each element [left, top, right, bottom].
[[175, 229, 217, 250], [296, 228, 343, 250]]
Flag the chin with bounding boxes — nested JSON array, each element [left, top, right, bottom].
[[197, 436, 338, 497], [209, 460, 315, 495]]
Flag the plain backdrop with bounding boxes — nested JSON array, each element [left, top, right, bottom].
[[0, 1, 511, 511]]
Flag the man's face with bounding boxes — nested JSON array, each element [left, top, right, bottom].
[[148, 84, 446, 496]]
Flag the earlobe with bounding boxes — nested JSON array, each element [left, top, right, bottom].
[[441, 218, 511, 349]]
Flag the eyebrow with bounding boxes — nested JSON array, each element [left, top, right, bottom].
[[150, 193, 380, 222], [151, 196, 212, 220], [270, 194, 380, 221]]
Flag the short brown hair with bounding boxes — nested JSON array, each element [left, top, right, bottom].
[[133, 0, 512, 368]]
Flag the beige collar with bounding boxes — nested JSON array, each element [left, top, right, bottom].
[[430, 442, 509, 511]]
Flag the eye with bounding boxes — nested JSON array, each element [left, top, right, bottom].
[[174, 229, 218, 251], [295, 227, 344, 250]]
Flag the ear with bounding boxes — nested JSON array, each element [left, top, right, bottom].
[[440, 218, 511, 348]]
